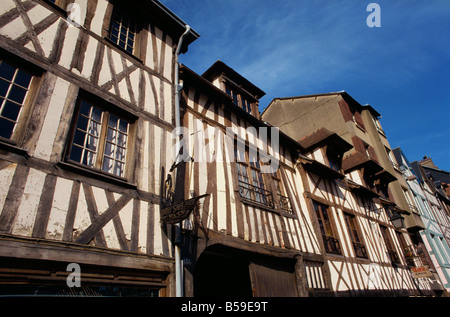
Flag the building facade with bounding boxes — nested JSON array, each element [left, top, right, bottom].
[[393, 149, 450, 293], [0, 0, 198, 296], [261, 91, 438, 295], [178, 62, 434, 296], [0, 0, 443, 297], [261, 92, 425, 235]]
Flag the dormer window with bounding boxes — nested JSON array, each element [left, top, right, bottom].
[[225, 85, 252, 114]]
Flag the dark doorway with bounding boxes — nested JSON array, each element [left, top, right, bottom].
[[194, 245, 252, 297]]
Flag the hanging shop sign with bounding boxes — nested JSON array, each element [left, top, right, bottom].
[[411, 266, 433, 279], [161, 194, 208, 224]]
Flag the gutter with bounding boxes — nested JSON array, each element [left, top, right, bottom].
[[174, 24, 191, 298]]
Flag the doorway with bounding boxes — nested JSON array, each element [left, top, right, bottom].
[[193, 245, 252, 297]]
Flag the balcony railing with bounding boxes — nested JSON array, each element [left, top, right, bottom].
[[278, 194, 294, 214], [322, 235, 342, 255], [387, 250, 401, 264], [353, 242, 368, 259], [402, 246, 416, 267], [238, 181, 274, 208]]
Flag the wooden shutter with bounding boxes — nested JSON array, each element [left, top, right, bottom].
[[353, 111, 366, 130], [338, 100, 353, 122], [367, 145, 379, 162], [351, 136, 365, 153], [249, 258, 298, 297]]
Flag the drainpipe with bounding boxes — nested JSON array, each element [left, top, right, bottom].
[[174, 24, 190, 298]]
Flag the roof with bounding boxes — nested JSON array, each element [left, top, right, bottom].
[[202, 60, 265, 99], [135, 0, 200, 53], [179, 63, 304, 152], [262, 90, 371, 117], [298, 128, 353, 153]]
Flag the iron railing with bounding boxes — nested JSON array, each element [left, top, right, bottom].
[[322, 235, 342, 255], [387, 250, 401, 264], [353, 241, 368, 259], [238, 181, 274, 208], [278, 194, 293, 214]]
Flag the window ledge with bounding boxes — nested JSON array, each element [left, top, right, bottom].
[[58, 161, 136, 189], [0, 138, 29, 157]]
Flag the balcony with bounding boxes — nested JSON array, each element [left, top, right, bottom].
[[238, 181, 274, 208], [402, 246, 416, 267], [387, 250, 401, 265], [353, 242, 368, 259], [278, 193, 294, 214], [322, 235, 342, 255]]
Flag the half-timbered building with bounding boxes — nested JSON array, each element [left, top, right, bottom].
[[0, 0, 198, 296], [394, 149, 450, 294], [261, 92, 435, 296], [0, 0, 440, 297], [178, 61, 434, 296]]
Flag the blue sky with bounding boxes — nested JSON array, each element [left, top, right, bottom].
[[160, 0, 450, 171]]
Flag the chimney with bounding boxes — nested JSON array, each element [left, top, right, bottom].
[[419, 156, 437, 168]]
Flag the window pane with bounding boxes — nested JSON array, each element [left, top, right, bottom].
[[102, 157, 113, 173], [83, 150, 96, 167], [101, 115, 129, 177], [86, 135, 98, 151], [114, 161, 123, 176], [109, 114, 118, 128], [0, 117, 15, 139], [117, 132, 127, 147], [106, 127, 116, 142], [69, 145, 83, 162], [14, 70, 32, 88], [0, 62, 16, 81], [76, 115, 89, 131], [2, 100, 21, 121], [71, 102, 103, 168], [88, 120, 101, 137], [91, 107, 102, 123], [0, 79, 9, 97], [234, 147, 245, 162], [8, 85, 27, 104], [0, 61, 33, 140], [104, 141, 114, 157], [73, 130, 86, 146], [115, 146, 125, 161], [79, 101, 91, 116]]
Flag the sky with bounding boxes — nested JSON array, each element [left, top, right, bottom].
[[160, 0, 450, 171]]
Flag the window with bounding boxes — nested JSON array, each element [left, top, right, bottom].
[[386, 147, 399, 170], [235, 145, 273, 207], [225, 85, 253, 114], [325, 147, 341, 172], [395, 231, 415, 266], [380, 225, 400, 264], [313, 201, 341, 254], [271, 170, 293, 214], [352, 111, 366, 131], [0, 59, 34, 140], [108, 6, 138, 55], [67, 97, 132, 178], [344, 213, 368, 258]]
